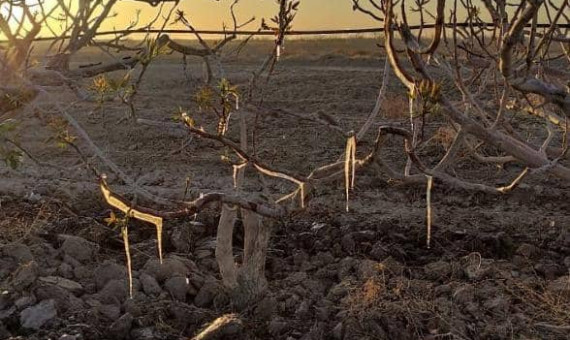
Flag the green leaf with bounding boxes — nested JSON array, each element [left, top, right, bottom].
[[4, 150, 23, 169], [0, 119, 18, 134]]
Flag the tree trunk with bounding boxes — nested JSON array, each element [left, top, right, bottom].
[[232, 210, 270, 309], [215, 204, 238, 289], [203, 55, 224, 84], [214, 111, 271, 309]]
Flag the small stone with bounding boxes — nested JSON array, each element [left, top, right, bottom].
[[96, 279, 129, 305], [337, 257, 356, 280], [170, 227, 192, 253], [534, 262, 564, 280], [189, 274, 207, 291], [142, 257, 197, 283], [268, 317, 289, 336], [10, 262, 39, 290], [39, 276, 83, 295], [59, 334, 79, 340], [194, 281, 219, 308], [58, 262, 74, 279], [63, 254, 81, 268], [327, 282, 349, 302], [109, 313, 134, 340], [97, 304, 121, 320], [140, 273, 162, 297], [35, 285, 85, 312], [2, 244, 34, 264], [369, 241, 389, 261], [94, 261, 127, 290], [341, 234, 355, 253], [312, 252, 335, 267], [0, 258, 15, 281], [130, 327, 155, 340], [14, 295, 35, 309], [59, 235, 97, 263], [195, 249, 212, 259], [123, 296, 146, 317], [20, 299, 57, 330], [164, 276, 189, 301], [516, 243, 538, 258]]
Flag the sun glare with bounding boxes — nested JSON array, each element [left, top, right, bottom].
[[1, 4, 24, 33], [0, 0, 52, 38]]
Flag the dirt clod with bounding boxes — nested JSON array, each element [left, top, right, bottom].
[[194, 281, 219, 308], [95, 279, 131, 305], [165, 276, 190, 301], [10, 262, 39, 290], [268, 317, 289, 336], [20, 299, 57, 330], [2, 244, 34, 264], [93, 260, 127, 290], [142, 257, 195, 283], [140, 273, 162, 297], [59, 235, 98, 263], [108, 312, 133, 339], [38, 276, 83, 295]]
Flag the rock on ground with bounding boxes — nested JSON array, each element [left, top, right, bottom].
[[108, 313, 134, 339], [20, 299, 57, 330], [59, 235, 98, 263], [94, 260, 127, 290]]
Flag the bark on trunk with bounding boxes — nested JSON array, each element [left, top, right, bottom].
[[214, 111, 271, 309]]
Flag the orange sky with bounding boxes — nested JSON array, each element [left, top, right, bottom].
[[103, 0, 564, 31], [108, 0, 380, 31], [1, 0, 563, 39]]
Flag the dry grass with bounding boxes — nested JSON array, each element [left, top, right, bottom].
[[345, 277, 384, 312], [0, 199, 58, 244], [502, 279, 570, 328], [343, 274, 445, 339], [381, 94, 409, 120], [432, 126, 457, 150]]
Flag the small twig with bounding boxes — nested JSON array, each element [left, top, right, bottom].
[[425, 175, 433, 249]]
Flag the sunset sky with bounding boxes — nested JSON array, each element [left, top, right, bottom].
[[0, 0, 415, 39], [0, 0, 563, 39], [112, 0, 381, 30]]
